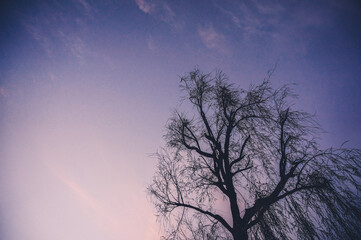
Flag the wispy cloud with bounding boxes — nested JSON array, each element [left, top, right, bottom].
[[222, 0, 331, 35], [198, 25, 228, 54], [216, 0, 303, 43], [134, 0, 181, 28], [135, 0, 155, 14], [22, 0, 95, 62], [252, 0, 285, 15], [158, 2, 178, 27], [76, 0, 94, 16], [58, 30, 88, 61], [215, 0, 334, 56], [221, 1, 282, 41], [24, 21, 53, 57]]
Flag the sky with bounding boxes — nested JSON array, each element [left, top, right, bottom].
[[0, 0, 360, 239]]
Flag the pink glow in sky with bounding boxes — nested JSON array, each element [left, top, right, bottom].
[[0, 77, 162, 239], [1, 0, 360, 239]]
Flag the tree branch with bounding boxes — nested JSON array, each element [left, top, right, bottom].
[[170, 202, 232, 232], [230, 135, 251, 168]]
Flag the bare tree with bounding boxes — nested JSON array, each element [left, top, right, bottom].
[[148, 69, 361, 240]]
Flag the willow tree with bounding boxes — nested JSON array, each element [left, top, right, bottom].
[[148, 69, 361, 240]]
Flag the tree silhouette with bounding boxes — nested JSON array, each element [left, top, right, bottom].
[[148, 69, 361, 240]]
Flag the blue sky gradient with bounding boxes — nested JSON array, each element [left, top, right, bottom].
[[1, 0, 360, 239]]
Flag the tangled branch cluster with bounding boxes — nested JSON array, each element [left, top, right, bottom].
[[148, 69, 361, 240]]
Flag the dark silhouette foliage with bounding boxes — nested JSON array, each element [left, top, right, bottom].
[[148, 69, 361, 239]]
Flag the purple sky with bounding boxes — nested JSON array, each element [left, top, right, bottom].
[[1, 0, 360, 239]]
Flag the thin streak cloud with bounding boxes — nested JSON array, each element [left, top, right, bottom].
[[198, 25, 228, 54], [52, 167, 124, 240]]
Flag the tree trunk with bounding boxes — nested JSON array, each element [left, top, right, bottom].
[[227, 178, 247, 240], [232, 229, 248, 240]]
